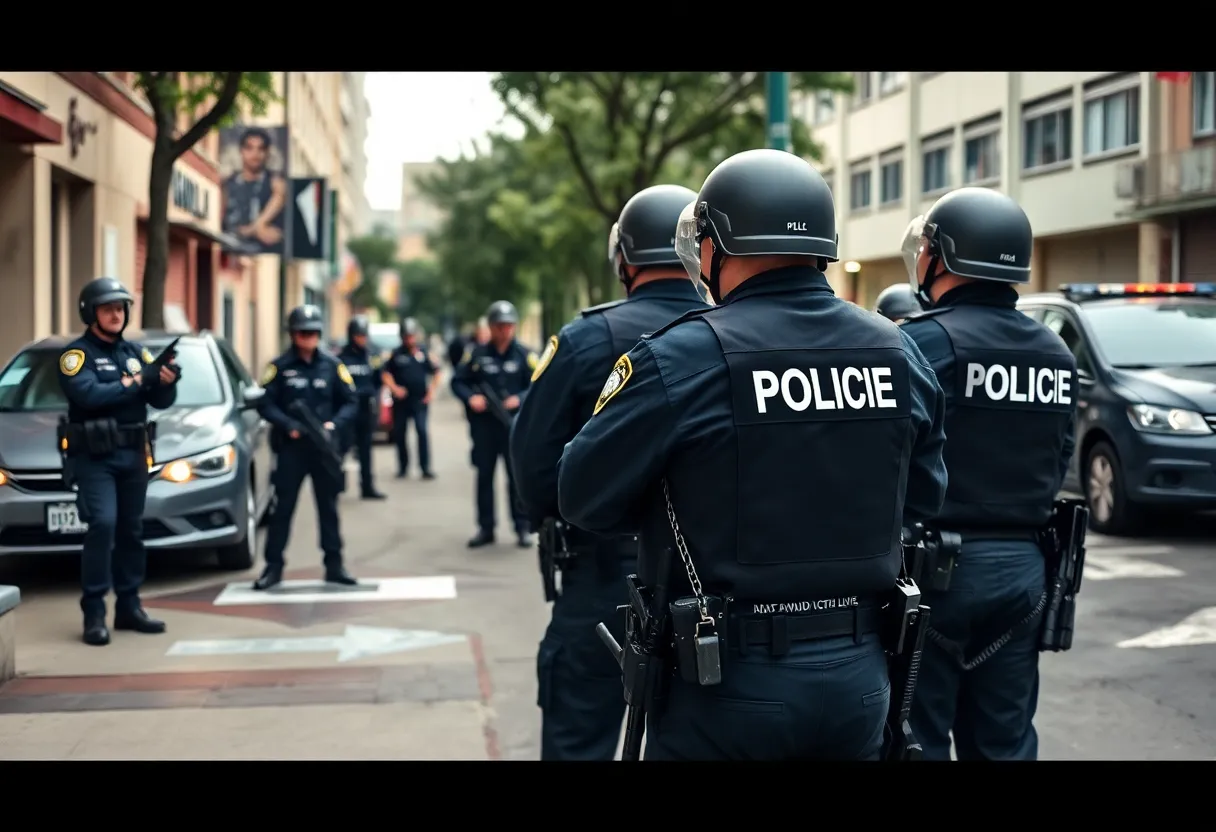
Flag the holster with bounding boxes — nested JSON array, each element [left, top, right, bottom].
[[1038, 498, 1089, 652], [538, 517, 571, 603], [146, 420, 158, 461], [904, 524, 962, 592], [80, 418, 118, 455], [670, 595, 729, 685], [619, 574, 670, 708]]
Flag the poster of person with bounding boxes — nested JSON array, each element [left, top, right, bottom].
[[217, 124, 289, 255]]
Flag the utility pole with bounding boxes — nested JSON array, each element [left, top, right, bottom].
[[766, 72, 790, 152]]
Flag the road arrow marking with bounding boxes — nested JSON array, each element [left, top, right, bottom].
[[1117, 607, 1216, 649], [213, 576, 456, 606], [1082, 554, 1183, 581], [165, 626, 467, 662]]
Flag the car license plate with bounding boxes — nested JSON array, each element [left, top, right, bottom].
[[46, 502, 88, 534]]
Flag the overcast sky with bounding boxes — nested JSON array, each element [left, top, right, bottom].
[[363, 72, 510, 211]]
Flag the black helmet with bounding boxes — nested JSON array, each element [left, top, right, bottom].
[[902, 187, 1032, 305], [609, 184, 698, 288], [400, 317, 420, 337], [78, 276, 134, 327], [874, 283, 920, 321], [486, 301, 518, 326], [675, 149, 837, 302], [287, 305, 325, 333], [347, 315, 370, 340]]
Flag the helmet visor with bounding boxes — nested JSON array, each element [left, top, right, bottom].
[[901, 215, 930, 291], [607, 222, 621, 266], [675, 201, 702, 284]]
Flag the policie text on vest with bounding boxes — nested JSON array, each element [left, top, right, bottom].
[[964, 363, 1072, 406]]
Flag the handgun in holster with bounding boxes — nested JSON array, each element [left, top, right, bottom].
[[145, 420, 158, 463], [56, 415, 77, 491], [1038, 498, 1089, 653], [538, 517, 571, 603], [904, 523, 962, 592]]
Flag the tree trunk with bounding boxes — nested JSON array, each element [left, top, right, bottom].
[[141, 136, 175, 330]]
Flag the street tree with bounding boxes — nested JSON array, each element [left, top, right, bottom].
[[134, 72, 276, 328], [346, 230, 398, 319]]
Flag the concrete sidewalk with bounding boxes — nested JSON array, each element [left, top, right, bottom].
[[0, 394, 545, 760]]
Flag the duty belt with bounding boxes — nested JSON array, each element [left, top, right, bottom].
[[66, 422, 147, 449], [732, 601, 883, 656], [949, 528, 1040, 544]]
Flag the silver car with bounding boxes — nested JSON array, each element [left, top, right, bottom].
[[0, 330, 273, 570]]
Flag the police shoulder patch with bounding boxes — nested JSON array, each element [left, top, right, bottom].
[[337, 363, 354, 387], [531, 335, 559, 382], [370, 354, 383, 370], [593, 354, 632, 416], [260, 363, 277, 385], [59, 349, 86, 377], [141, 347, 154, 364]]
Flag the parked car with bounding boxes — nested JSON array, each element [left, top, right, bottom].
[[1017, 282, 1216, 535], [0, 330, 273, 569]]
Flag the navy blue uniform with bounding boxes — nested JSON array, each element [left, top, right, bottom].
[[511, 279, 708, 760], [257, 349, 358, 568], [385, 343, 439, 476], [558, 268, 948, 760], [451, 340, 537, 536], [337, 342, 383, 494], [899, 281, 1076, 761], [57, 330, 177, 618]]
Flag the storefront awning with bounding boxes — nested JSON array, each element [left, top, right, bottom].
[[169, 219, 244, 250], [0, 83, 63, 145]]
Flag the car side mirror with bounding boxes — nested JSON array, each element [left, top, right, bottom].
[[239, 386, 267, 411], [1077, 367, 1095, 384]]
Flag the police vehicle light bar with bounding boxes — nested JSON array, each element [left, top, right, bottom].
[[1060, 282, 1216, 299]]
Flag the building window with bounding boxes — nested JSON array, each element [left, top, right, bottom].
[[1022, 95, 1073, 171], [1194, 71, 1215, 137], [852, 72, 873, 108], [921, 131, 953, 194], [849, 162, 872, 212], [222, 290, 235, 343], [1083, 74, 1140, 158], [878, 72, 907, 97], [879, 148, 904, 205], [812, 90, 835, 125], [963, 115, 1001, 184]]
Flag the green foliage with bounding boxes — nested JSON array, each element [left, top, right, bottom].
[[346, 231, 398, 319], [397, 258, 445, 335], [424, 72, 855, 335]]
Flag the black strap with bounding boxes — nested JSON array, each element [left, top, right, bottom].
[[734, 605, 882, 655]]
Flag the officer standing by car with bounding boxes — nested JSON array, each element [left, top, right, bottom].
[[338, 315, 386, 500], [254, 305, 359, 590], [897, 187, 1077, 761], [58, 277, 181, 646], [510, 184, 709, 760], [557, 149, 948, 761], [874, 283, 920, 323], [451, 301, 537, 548], [382, 317, 440, 480]]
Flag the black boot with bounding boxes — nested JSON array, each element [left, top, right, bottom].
[[82, 613, 110, 646], [253, 564, 284, 590], [516, 530, 533, 549], [467, 530, 494, 548], [114, 607, 166, 634], [361, 489, 386, 500], [325, 566, 358, 585]]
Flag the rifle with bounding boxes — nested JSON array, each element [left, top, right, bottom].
[[287, 399, 345, 484], [1039, 498, 1089, 652], [142, 336, 181, 384], [472, 381, 514, 429], [538, 517, 570, 603], [596, 545, 674, 761], [883, 601, 930, 761]]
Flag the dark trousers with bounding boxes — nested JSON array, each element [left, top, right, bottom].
[[537, 555, 632, 760], [909, 540, 1046, 761], [264, 445, 343, 568], [392, 400, 430, 475], [74, 448, 149, 617], [348, 398, 376, 494], [471, 419, 526, 534], [644, 632, 890, 760]]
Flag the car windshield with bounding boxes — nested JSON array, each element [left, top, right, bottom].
[[1084, 298, 1216, 367], [0, 340, 225, 412]]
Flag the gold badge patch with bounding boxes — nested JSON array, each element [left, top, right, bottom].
[[260, 363, 277, 385], [141, 347, 154, 364], [126, 357, 142, 374], [527, 351, 539, 371], [59, 349, 86, 377], [531, 336, 558, 382], [593, 354, 632, 416], [337, 363, 354, 387]]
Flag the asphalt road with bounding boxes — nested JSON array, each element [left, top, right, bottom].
[[0, 392, 1213, 759]]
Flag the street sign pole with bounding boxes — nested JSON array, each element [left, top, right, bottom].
[[766, 72, 790, 152]]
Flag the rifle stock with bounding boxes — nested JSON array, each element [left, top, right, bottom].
[[287, 400, 345, 483]]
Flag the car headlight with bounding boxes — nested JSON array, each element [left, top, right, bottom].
[[159, 444, 238, 483], [1127, 404, 1212, 435], [0, 469, 8, 487]]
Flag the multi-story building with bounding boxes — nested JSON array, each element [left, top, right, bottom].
[[1114, 72, 1216, 281], [343, 72, 372, 237], [804, 72, 1165, 308]]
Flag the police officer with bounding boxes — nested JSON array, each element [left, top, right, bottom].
[[510, 184, 710, 760], [254, 305, 360, 590], [897, 187, 1076, 761], [58, 277, 181, 646], [451, 301, 537, 548], [874, 282, 919, 322], [338, 315, 386, 500], [382, 317, 439, 479], [557, 149, 948, 760]]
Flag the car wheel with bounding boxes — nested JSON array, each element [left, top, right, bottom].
[[1084, 440, 1144, 536], [216, 476, 257, 570]]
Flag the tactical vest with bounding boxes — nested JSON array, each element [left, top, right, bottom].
[[921, 304, 1076, 529], [660, 296, 915, 601]]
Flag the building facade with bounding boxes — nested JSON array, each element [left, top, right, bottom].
[[398, 161, 442, 262], [803, 72, 1165, 308]]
